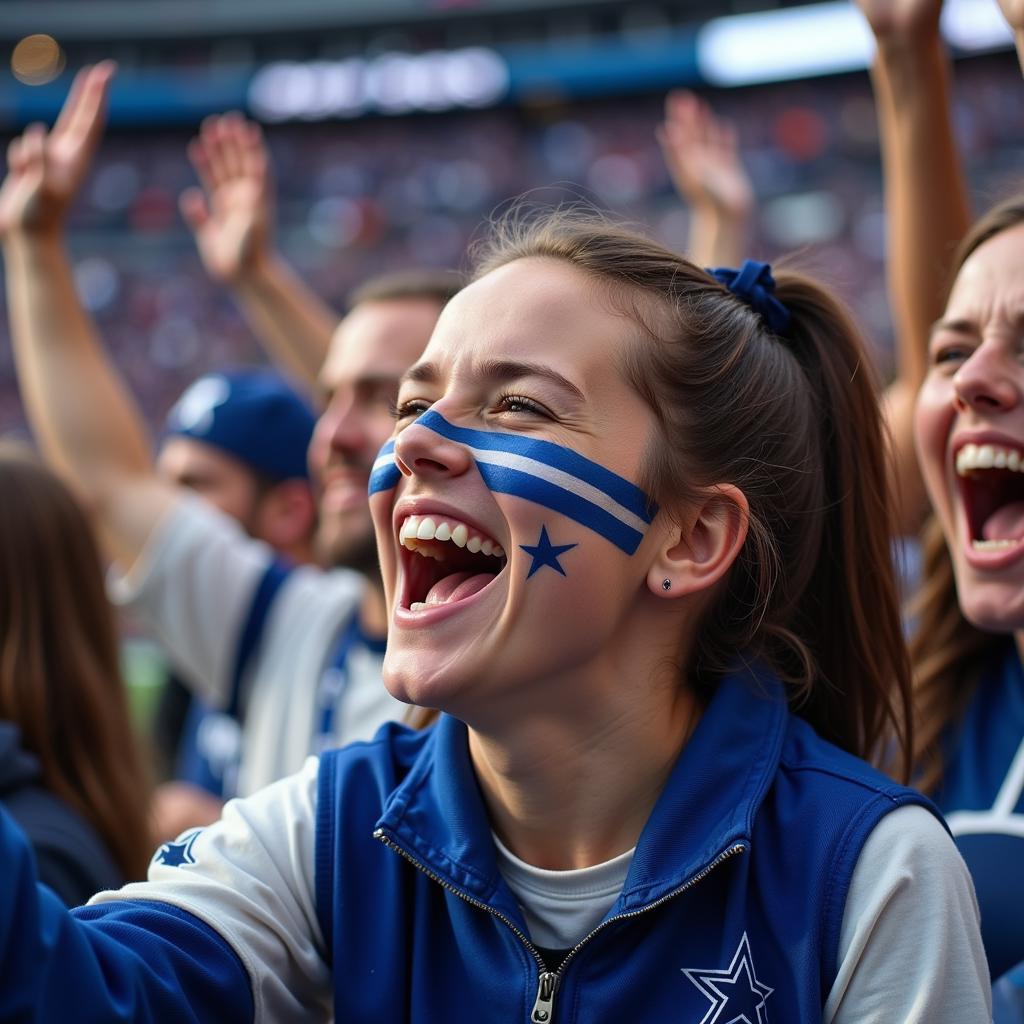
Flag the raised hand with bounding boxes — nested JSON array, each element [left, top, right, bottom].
[[0, 62, 115, 238], [995, 0, 1024, 74], [997, 0, 1024, 26], [851, 0, 943, 39], [656, 91, 752, 222], [180, 113, 275, 284]]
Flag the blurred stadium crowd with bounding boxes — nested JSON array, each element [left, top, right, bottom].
[[0, 50, 1021, 435]]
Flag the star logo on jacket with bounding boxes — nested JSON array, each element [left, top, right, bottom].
[[153, 828, 203, 868], [519, 525, 577, 579], [682, 932, 774, 1024]]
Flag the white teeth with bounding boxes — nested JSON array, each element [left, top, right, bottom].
[[396, 515, 506, 562], [410, 601, 427, 611], [956, 442, 1024, 477], [971, 538, 1022, 551]]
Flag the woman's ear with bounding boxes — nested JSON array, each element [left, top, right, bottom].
[[646, 484, 749, 599]]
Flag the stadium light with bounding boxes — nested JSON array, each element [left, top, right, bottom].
[[248, 47, 509, 122], [697, 3, 872, 87], [942, 0, 1015, 52], [698, 0, 1012, 87], [11, 34, 65, 85]]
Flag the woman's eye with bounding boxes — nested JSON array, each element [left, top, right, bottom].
[[390, 398, 432, 421], [932, 344, 972, 369], [496, 393, 548, 416]]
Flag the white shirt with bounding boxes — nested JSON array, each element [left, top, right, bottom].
[[108, 495, 407, 795]]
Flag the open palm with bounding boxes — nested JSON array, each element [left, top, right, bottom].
[[0, 62, 114, 237], [181, 114, 274, 283], [657, 91, 752, 218]]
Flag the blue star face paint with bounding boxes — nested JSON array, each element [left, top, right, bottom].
[[369, 410, 658, 556], [520, 525, 577, 578]]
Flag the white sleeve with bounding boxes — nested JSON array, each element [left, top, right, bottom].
[[824, 803, 992, 1024], [107, 493, 273, 707], [90, 757, 330, 1022]]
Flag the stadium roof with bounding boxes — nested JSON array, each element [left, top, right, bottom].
[[0, 0, 808, 41]]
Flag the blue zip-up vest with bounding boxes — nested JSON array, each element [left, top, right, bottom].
[[315, 664, 939, 1023]]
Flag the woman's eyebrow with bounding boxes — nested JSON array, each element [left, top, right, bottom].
[[930, 317, 977, 339], [400, 361, 440, 387], [400, 359, 586, 404], [478, 359, 586, 403]]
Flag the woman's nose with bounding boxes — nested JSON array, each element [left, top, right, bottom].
[[393, 416, 473, 482], [953, 345, 1021, 416]]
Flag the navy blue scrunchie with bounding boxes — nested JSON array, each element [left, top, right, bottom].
[[706, 259, 792, 335]]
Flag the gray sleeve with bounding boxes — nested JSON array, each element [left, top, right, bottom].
[[90, 757, 330, 1023], [824, 803, 992, 1024], [107, 494, 273, 708]]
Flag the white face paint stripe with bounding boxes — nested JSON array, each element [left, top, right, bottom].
[[461, 444, 651, 536]]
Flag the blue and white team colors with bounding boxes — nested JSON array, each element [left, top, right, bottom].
[[0, 659, 979, 1022], [938, 640, 1024, 982], [370, 410, 658, 555]]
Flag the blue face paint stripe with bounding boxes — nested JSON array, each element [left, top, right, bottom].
[[368, 440, 399, 494], [460, 445, 650, 535], [367, 413, 656, 554], [478, 463, 643, 555], [416, 410, 657, 523], [368, 447, 643, 553], [369, 460, 402, 494]]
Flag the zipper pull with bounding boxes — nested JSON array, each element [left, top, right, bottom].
[[531, 971, 558, 1023]]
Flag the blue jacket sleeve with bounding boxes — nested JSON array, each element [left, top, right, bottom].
[[0, 806, 253, 1022], [994, 961, 1024, 1024]]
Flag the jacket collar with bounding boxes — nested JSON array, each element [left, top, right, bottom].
[[375, 660, 789, 917]]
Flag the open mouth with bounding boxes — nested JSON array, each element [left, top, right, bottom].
[[956, 442, 1024, 551], [398, 514, 508, 612]]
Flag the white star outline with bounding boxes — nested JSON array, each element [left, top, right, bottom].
[[682, 932, 774, 1024], [946, 735, 1024, 839]]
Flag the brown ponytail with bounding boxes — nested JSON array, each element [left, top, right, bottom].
[[473, 210, 912, 776], [768, 273, 912, 778]]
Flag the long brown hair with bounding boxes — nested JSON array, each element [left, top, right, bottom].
[[470, 210, 913, 775], [909, 194, 1024, 793], [0, 443, 152, 878]]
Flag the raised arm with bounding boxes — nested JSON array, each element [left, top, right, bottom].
[[181, 113, 338, 390], [656, 90, 754, 269], [996, 0, 1024, 74], [0, 63, 177, 568], [855, 0, 971, 535]]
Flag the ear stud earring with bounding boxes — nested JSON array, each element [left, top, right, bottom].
[[661, 579, 672, 592]]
